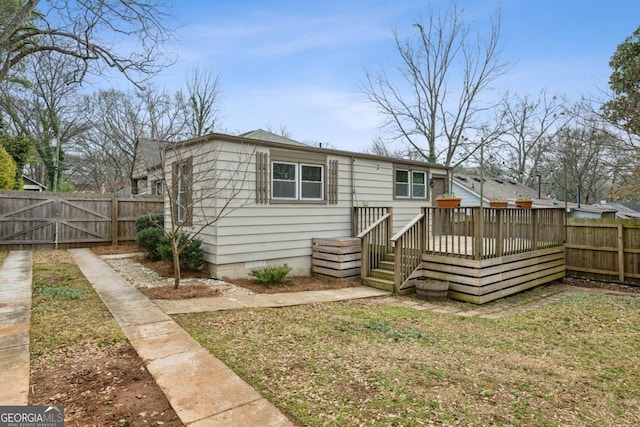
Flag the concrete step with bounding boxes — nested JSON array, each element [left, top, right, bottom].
[[362, 276, 394, 292]]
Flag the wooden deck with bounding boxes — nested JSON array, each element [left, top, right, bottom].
[[355, 206, 566, 303], [420, 246, 565, 304]]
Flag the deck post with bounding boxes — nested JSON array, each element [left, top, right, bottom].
[[386, 207, 393, 251], [393, 239, 401, 293]]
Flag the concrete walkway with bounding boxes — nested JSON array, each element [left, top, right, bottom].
[[157, 286, 389, 314], [69, 248, 293, 427], [0, 251, 32, 405]]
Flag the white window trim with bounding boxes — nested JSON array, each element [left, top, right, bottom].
[[271, 161, 325, 201], [395, 169, 410, 199], [395, 167, 429, 200], [272, 161, 299, 200], [300, 163, 324, 201], [412, 171, 427, 199]]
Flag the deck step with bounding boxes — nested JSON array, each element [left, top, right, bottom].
[[384, 253, 395, 262], [370, 268, 394, 281], [362, 276, 394, 292], [378, 260, 395, 271]]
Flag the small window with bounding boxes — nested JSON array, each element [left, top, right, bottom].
[[395, 169, 409, 198], [412, 171, 426, 199], [177, 164, 187, 221], [301, 164, 323, 200], [272, 162, 297, 199], [154, 181, 164, 195]]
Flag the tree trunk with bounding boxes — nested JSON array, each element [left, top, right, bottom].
[[172, 238, 181, 289]]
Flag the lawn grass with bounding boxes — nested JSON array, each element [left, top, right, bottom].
[[30, 250, 125, 358], [175, 293, 640, 426]]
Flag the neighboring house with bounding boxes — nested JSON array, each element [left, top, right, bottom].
[[163, 129, 451, 279], [22, 176, 46, 191], [132, 137, 167, 195], [595, 201, 640, 219], [452, 173, 617, 219]]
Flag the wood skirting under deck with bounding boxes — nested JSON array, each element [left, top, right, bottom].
[[420, 246, 566, 304]]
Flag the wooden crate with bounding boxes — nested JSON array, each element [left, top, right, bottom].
[[312, 238, 361, 279]]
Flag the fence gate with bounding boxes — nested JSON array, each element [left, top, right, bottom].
[[0, 191, 163, 249]]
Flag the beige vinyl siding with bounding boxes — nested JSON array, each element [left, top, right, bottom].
[[351, 158, 433, 232], [166, 135, 449, 278]]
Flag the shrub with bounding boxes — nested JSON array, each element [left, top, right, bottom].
[[135, 213, 164, 233], [249, 264, 293, 286], [135, 227, 165, 261], [0, 145, 16, 190], [158, 232, 204, 271]]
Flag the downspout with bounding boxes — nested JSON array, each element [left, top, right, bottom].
[[350, 156, 355, 207]]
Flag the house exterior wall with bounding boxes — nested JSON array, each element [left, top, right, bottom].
[[165, 135, 449, 279]]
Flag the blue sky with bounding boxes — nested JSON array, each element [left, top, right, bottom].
[[141, 1, 640, 152]]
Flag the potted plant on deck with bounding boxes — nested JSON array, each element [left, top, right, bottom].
[[435, 193, 462, 209], [489, 198, 508, 208], [515, 197, 533, 210]]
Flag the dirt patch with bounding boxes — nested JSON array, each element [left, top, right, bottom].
[[139, 283, 221, 299], [228, 276, 362, 294], [30, 341, 182, 427], [563, 276, 640, 294], [91, 244, 140, 255]]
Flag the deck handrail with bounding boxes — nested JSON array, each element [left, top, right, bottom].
[[390, 213, 424, 243], [391, 213, 425, 293], [357, 213, 392, 279], [356, 213, 392, 239], [423, 206, 565, 260]]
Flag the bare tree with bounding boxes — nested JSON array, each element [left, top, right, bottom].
[[183, 66, 222, 138], [493, 89, 568, 185], [368, 136, 424, 160], [0, 0, 174, 88], [157, 140, 255, 288], [542, 125, 613, 203], [264, 123, 292, 139], [362, 1, 509, 167]]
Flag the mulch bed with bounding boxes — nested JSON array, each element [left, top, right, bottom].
[[138, 284, 221, 299]]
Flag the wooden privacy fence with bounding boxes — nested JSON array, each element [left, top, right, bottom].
[[566, 218, 640, 284], [0, 190, 163, 249]]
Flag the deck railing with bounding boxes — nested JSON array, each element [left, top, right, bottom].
[[391, 213, 425, 292], [356, 213, 392, 279], [423, 206, 565, 260], [352, 206, 391, 236]]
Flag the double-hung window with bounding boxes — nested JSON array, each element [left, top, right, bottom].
[[272, 162, 324, 201], [395, 168, 427, 199]]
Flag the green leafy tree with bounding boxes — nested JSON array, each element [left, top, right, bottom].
[[0, 133, 34, 189], [603, 26, 640, 135], [0, 143, 16, 189]]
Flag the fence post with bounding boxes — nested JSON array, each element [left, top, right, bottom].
[[618, 224, 625, 282], [111, 195, 118, 246]]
